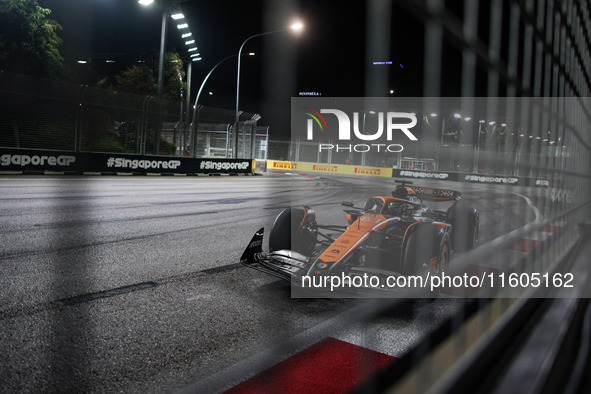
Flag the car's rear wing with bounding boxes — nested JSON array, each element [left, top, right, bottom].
[[408, 186, 461, 202], [394, 179, 461, 202]]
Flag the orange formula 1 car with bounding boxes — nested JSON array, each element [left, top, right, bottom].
[[240, 181, 479, 290]]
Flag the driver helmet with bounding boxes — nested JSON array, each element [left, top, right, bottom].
[[387, 201, 406, 217], [393, 186, 409, 200]]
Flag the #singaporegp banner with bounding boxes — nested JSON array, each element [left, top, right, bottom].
[[0, 148, 254, 175]]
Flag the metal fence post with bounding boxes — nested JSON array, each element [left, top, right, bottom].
[[74, 85, 86, 152]]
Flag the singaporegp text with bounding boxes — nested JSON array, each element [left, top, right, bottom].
[[1, 154, 76, 167]]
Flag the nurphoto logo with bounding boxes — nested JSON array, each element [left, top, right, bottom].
[[303, 107, 418, 153]]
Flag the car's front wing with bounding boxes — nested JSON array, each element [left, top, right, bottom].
[[239, 228, 311, 282]]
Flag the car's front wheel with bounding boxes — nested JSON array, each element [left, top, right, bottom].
[[269, 206, 317, 255]]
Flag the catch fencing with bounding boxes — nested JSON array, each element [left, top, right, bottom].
[[355, 0, 591, 392], [0, 71, 269, 160], [257, 0, 591, 393]]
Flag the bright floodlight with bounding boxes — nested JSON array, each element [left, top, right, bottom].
[[185, 40, 195, 45], [454, 113, 461, 118], [177, 23, 189, 29], [171, 13, 184, 20], [464, 117, 472, 121], [290, 21, 304, 31], [182, 33, 192, 38], [188, 47, 198, 52], [138, 0, 154, 5], [430, 113, 437, 117]]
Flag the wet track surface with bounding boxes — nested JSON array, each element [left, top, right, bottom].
[[0, 174, 544, 392]]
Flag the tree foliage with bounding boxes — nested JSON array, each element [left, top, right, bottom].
[[0, 0, 64, 78], [163, 52, 187, 101], [114, 64, 157, 96], [111, 52, 187, 100]]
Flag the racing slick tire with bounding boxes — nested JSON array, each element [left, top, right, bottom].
[[448, 204, 479, 252], [401, 225, 451, 277], [269, 206, 317, 255]]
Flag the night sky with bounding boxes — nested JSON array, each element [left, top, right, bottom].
[[37, 0, 430, 136]]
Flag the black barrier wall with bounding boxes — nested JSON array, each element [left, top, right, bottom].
[[0, 148, 254, 175]]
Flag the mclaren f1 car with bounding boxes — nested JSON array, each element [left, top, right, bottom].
[[240, 181, 479, 290]]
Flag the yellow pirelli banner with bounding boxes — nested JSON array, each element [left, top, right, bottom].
[[266, 160, 393, 178]]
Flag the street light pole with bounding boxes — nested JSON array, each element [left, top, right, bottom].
[[474, 120, 485, 173], [189, 54, 238, 158], [139, 0, 203, 155], [233, 22, 303, 158], [156, 9, 169, 101], [234, 30, 284, 158]]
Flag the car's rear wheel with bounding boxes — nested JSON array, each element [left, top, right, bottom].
[[401, 225, 450, 276], [448, 204, 479, 252], [402, 226, 450, 297], [427, 233, 450, 275]]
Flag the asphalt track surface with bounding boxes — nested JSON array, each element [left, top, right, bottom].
[[0, 174, 542, 393]]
